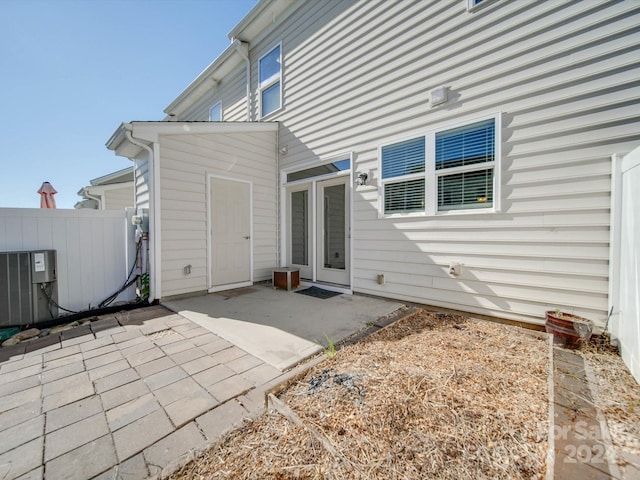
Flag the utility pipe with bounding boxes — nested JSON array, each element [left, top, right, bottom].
[[82, 187, 102, 210], [235, 41, 251, 121], [124, 126, 158, 302]]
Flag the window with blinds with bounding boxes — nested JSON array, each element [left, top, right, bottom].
[[381, 137, 425, 214], [435, 119, 495, 211], [378, 115, 498, 216]]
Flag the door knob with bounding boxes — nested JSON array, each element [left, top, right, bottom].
[[243, 235, 250, 239]]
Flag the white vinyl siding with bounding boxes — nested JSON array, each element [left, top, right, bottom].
[[157, 130, 277, 298], [179, 63, 247, 122], [467, 0, 492, 11], [103, 185, 134, 211], [252, 0, 640, 328], [134, 157, 150, 210]]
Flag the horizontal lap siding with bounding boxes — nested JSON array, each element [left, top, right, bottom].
[[180, 64, 248, 122], [104, 185, 133, 211], [158, 131, 276, 297], [255, 0, 640, 327], [134, 158, 150, 210]]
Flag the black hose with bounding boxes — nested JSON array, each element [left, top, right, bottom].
[[37, 237, 144, 316], [98, 238, 144, 308], [20, 299, 151, 330], [40, 283, 79, 314]]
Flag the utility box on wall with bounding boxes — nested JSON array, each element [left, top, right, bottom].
[[0, 250, 58, 327]]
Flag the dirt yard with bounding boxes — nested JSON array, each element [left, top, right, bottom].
[[171, 310, 549, 479], [581, 339, 640, 478]]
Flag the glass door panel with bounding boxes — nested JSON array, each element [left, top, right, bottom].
[[291, 190, 309, 266], [288, 186, 312, 279], [316, 177, 350, 285], [323, 184, 346, 270]]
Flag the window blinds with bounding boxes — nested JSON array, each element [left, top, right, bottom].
[[384, 179, 425, 213], [381, 137, 425, 179], [435, 119, 495, 170]]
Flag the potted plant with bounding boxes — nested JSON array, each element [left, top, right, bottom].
[[545, 309, 593, 348]]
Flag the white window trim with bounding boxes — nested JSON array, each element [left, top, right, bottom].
[[258, 42, 283, 119], [209, 101, 222, 121], [378, 112, 502, 218], [282, 153, 352, 188], [466, 0, 496, 12]]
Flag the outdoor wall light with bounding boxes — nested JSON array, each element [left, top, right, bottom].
[[279, 145, 288, 155], [355, 171, 370, 186], [430, 85, 448, 107]]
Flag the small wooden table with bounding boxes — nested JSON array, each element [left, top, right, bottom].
[[272, 267, 300, 291]]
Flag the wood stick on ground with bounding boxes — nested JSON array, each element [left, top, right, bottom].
[[268, 393, 343, 460], [267, 393, 365, 476]]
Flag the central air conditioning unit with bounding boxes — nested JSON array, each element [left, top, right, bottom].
[[0, 250, 58, 327]]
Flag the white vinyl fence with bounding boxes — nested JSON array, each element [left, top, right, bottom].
[[0, 208, 137, 314], [611, 147, 640, 384]]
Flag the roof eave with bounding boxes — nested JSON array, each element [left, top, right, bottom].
[[164, 0, 301, 119], [106, 122, 145, 159], [90, 166, 134, 186], [227, 0, 300, 42], [163, 41, 243, 118], [227, 0, 273, 41]]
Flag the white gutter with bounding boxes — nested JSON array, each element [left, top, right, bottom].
[[163, 40, 245, 119], [235, 41, 251, 121], [81, 187, 103, 210], [124, 125, 161, 303]]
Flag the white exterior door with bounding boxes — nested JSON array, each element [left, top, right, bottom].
[[316, 177, 350, 285], [210, 177, 251, 289]]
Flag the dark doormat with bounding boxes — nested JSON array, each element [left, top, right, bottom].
[[295, 286, 342, 299], [214, 287, 258, 299]]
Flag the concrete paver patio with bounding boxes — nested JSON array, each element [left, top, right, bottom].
[[0, 305, 328, 480], [0, 286, 626, 480]]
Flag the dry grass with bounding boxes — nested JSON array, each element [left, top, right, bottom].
[[171, 310, 549, 480], [580, 336, 640, 474]]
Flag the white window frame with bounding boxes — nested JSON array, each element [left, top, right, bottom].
[[209, 101, 222, 121], [378, 113, 501, 218], [467, 0, 483, 9], [467, 0, 496, 11], [258, 42, 283, 119], [378, 134, 427, 218]]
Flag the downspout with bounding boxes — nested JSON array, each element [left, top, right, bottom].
[[82, 188, 103, 210], [608, 153, 623, 340], [235, 41, 251, 121], [124, 125, 160, 303]]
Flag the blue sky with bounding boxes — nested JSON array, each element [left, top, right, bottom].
[[0, 0, 257, 209]]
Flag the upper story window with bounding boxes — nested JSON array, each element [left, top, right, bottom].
[[209, 102, 222, 121], [259, 44, 282, 118], [379, 114, 500, 216]]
